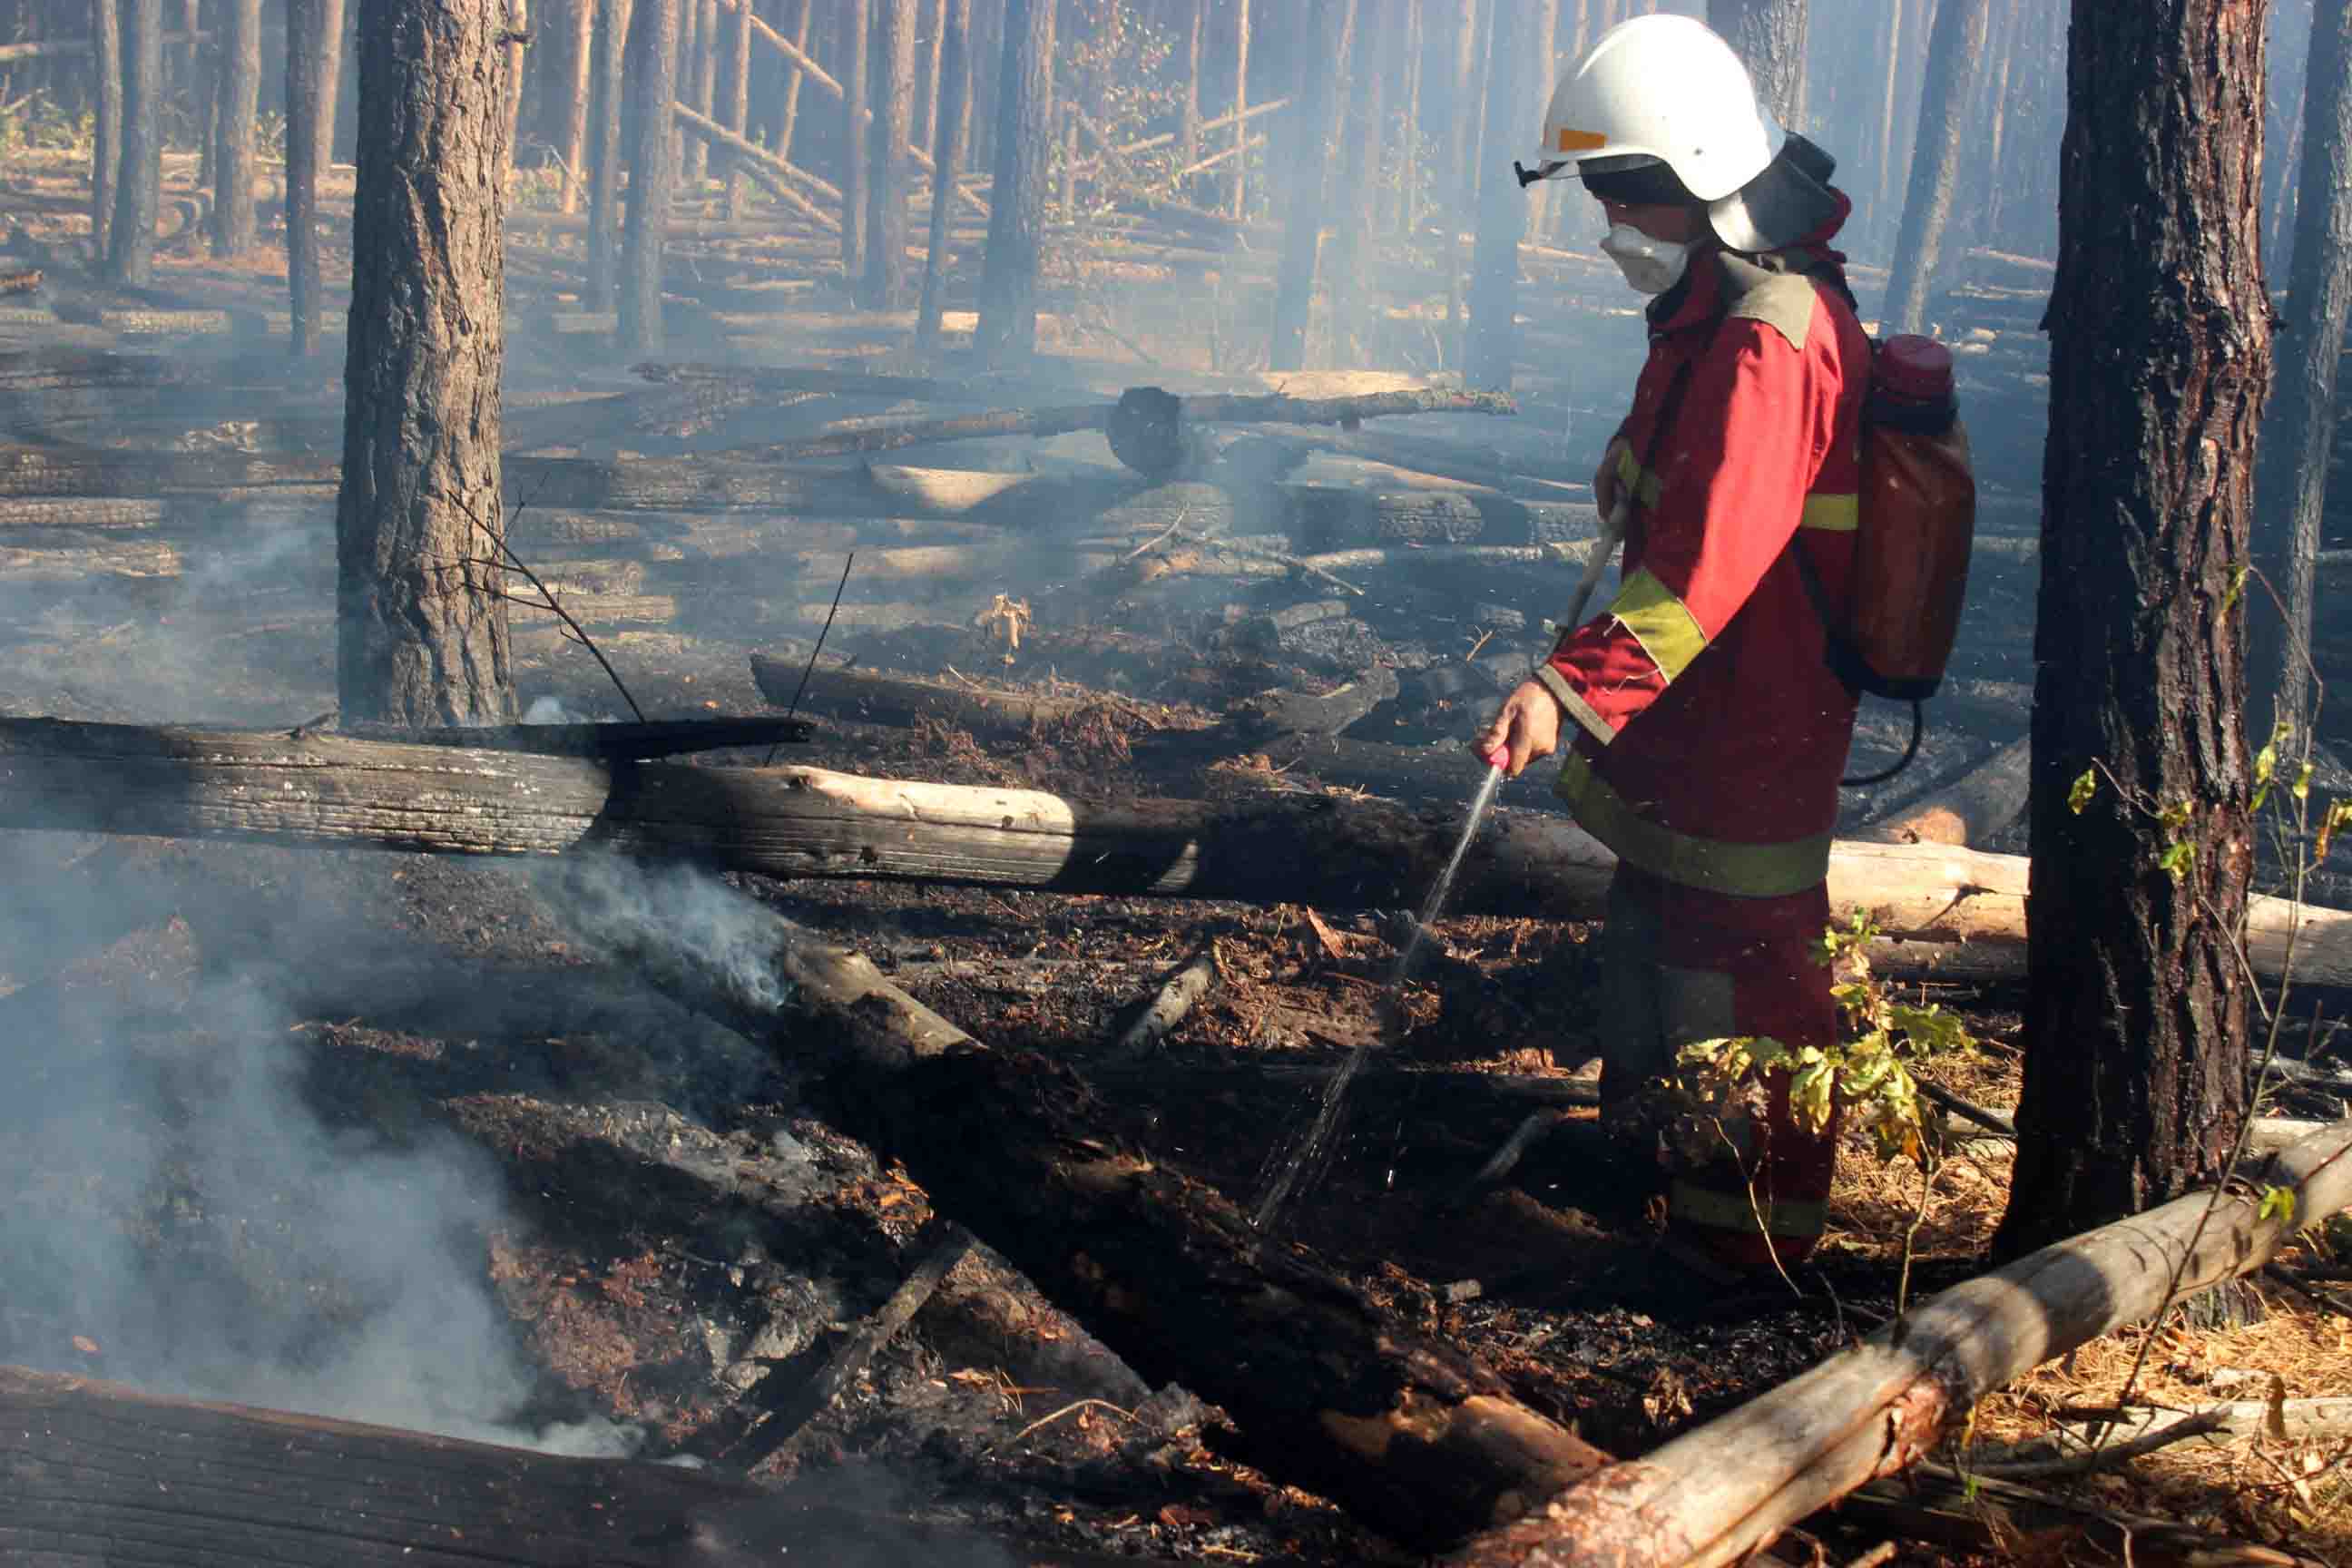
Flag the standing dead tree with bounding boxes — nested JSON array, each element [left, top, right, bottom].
[[864, 0, 918, 309], [1465, 0, 1537, 390], [107, 0, 164, 286], [915, 0, 974, 354], [210, 0, 263, 259], [975, 0, 1054, 366], [1884, 0, 1991, 335], [1995, 0, 2270, 1257], [1269, 0, 1357, 372], [586, 0, 630, 310], [90, 0, 122, 260], [841, 0, 871, 285], [621, 0, 681, 358], [337, 0, 516, 727], [285, 0, 343, 356], [2253, 0, 2352, 747]]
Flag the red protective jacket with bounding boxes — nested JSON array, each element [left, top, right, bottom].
[[1534, 206, 1872, 908]]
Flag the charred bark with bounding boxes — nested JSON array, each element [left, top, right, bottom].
[[91, 0, 122, 261], [586, 0, 629, 309], [285, 0, 335, 356], [863, 0, 918, 309], [2252, 0, 2352, 748], [555, 867, 1615, 1551], [106, 0, 164, 286], [1994, 0, 2269, 1258], [915, 0, 973, 354], [1465, 0, 1535, 390], [620, 0, 681, 358], [974, 0, 1054, 366], [1269, 0, 1356, 372], [337, 0, 515, 727], [840, 0, 870, 284], [1884, 0, 1990, 335], [210, 0, 262, 259], [1708, 0, 1808, 126]]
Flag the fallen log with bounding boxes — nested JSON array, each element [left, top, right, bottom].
[[1230, 668, 1401, 740], [556, 862, 1613, 1549], [669, 102, 843, 231], [8, 718, 2351, 985], [1856, 735, 2031, 847], [337, 716, 815, 759], [633, 360, 1014, 407], [1834, 1467, 2322, 1568], [1442, 1117, 2352, 1568], [0, 1365, 1109, 1566]]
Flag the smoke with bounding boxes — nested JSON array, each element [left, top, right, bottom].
[[0, 832, 642, 1458]]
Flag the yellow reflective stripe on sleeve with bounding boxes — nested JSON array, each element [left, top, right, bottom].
[[1607, 567, 1708, 683], [1534, 662, 1615, 748], [1798, 492, 1859, 532], [1615, 444, 1661, 509], [1553, 750, 1833, 897], [1670, 1180, 1828, 1239]]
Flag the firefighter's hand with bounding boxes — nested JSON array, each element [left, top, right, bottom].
[[1594, 436, 1629, 518], [1476, 681, 1563, 779]]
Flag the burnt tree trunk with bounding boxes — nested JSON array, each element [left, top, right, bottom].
[[1710, 0, 1808, 127], [775, 0, 812, 167], [2252, 0, 2352, 749], [1326, 0, 1385, 363], [91, 0, 122, 261], [974, 0, 1054, 367], [685, 0, 717, 183], [337, 0, 515, 728], [586, 0, 629, 309], [1465, 0, 1534, 390], [1180, 0, 1203, 203], [620, 0, 681, 358], [863, 0, 917, 309], [1226, 0, 1251, 216], [1269, 0, 1356, 372], [1884, 0, 1990, 334], [542, 0, 594, 212], [285, 0, 338, 356], [209, 0, 262, 258], [914, 0, 972, 355], [840, 0, 870, 285], [503, 0, 530, 176], [107, 0, 163, 286], [1446, 0, 1490, 365], [1994, 0, 2269, 1259]]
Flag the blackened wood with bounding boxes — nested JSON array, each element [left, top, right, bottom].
[[1855, 734, 2030, 848], [557, 875, 1615, 1552], [338, 0, 516, 726], [338, 716, 814, 757], [211, 0, 262, 258], [587, 0, 629, 305], [1994, 0, 2268, 1258], [2253, 0, 2352, 745], [107, 0, 164, 286], [1231, 668, 1401, 739], [1884, 0, 1989, 335], [1464, 0, 1533, 390], [1269, 0, 1355, 372], [733, 1224, 977, 1471], [284, 0, 333, 356], [1707, 0, 1808, 124], [975, 0, 1054, 365], [840, 0, 870, 282], [863, 0, 917, 309], [916, 0, 973, 353], [621, 0, 681, 358], [91, 0, 122, 260]]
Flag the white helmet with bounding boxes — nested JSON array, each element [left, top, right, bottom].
[[1534, 15, 1781, 202], [1526, 15, 1838, 253]]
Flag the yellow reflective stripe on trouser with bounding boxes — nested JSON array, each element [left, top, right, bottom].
[[1671, 1179, 1828, 1239], [1554, 750, 1834, 898], [1799, 493, 1858, 531], [1607, 567, 1708, 683], [1614, 444, 1661, 509]]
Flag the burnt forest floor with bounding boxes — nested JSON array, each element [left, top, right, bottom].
[[0, 143, 2347, 1566]]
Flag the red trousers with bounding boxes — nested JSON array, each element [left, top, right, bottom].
[[1597, 864, 1842, 1273]]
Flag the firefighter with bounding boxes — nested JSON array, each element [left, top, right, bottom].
[[1475, 15, 1873, 1279]]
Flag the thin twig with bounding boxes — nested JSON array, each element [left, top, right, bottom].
[[991, 1396, 1136, 1452], [475, 483, 644, 721], [1971, 1407, 2230, 1479], [767, 552, 855, 764]]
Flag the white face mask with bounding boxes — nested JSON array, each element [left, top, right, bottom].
[[1598, 223, 1691, 296]]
